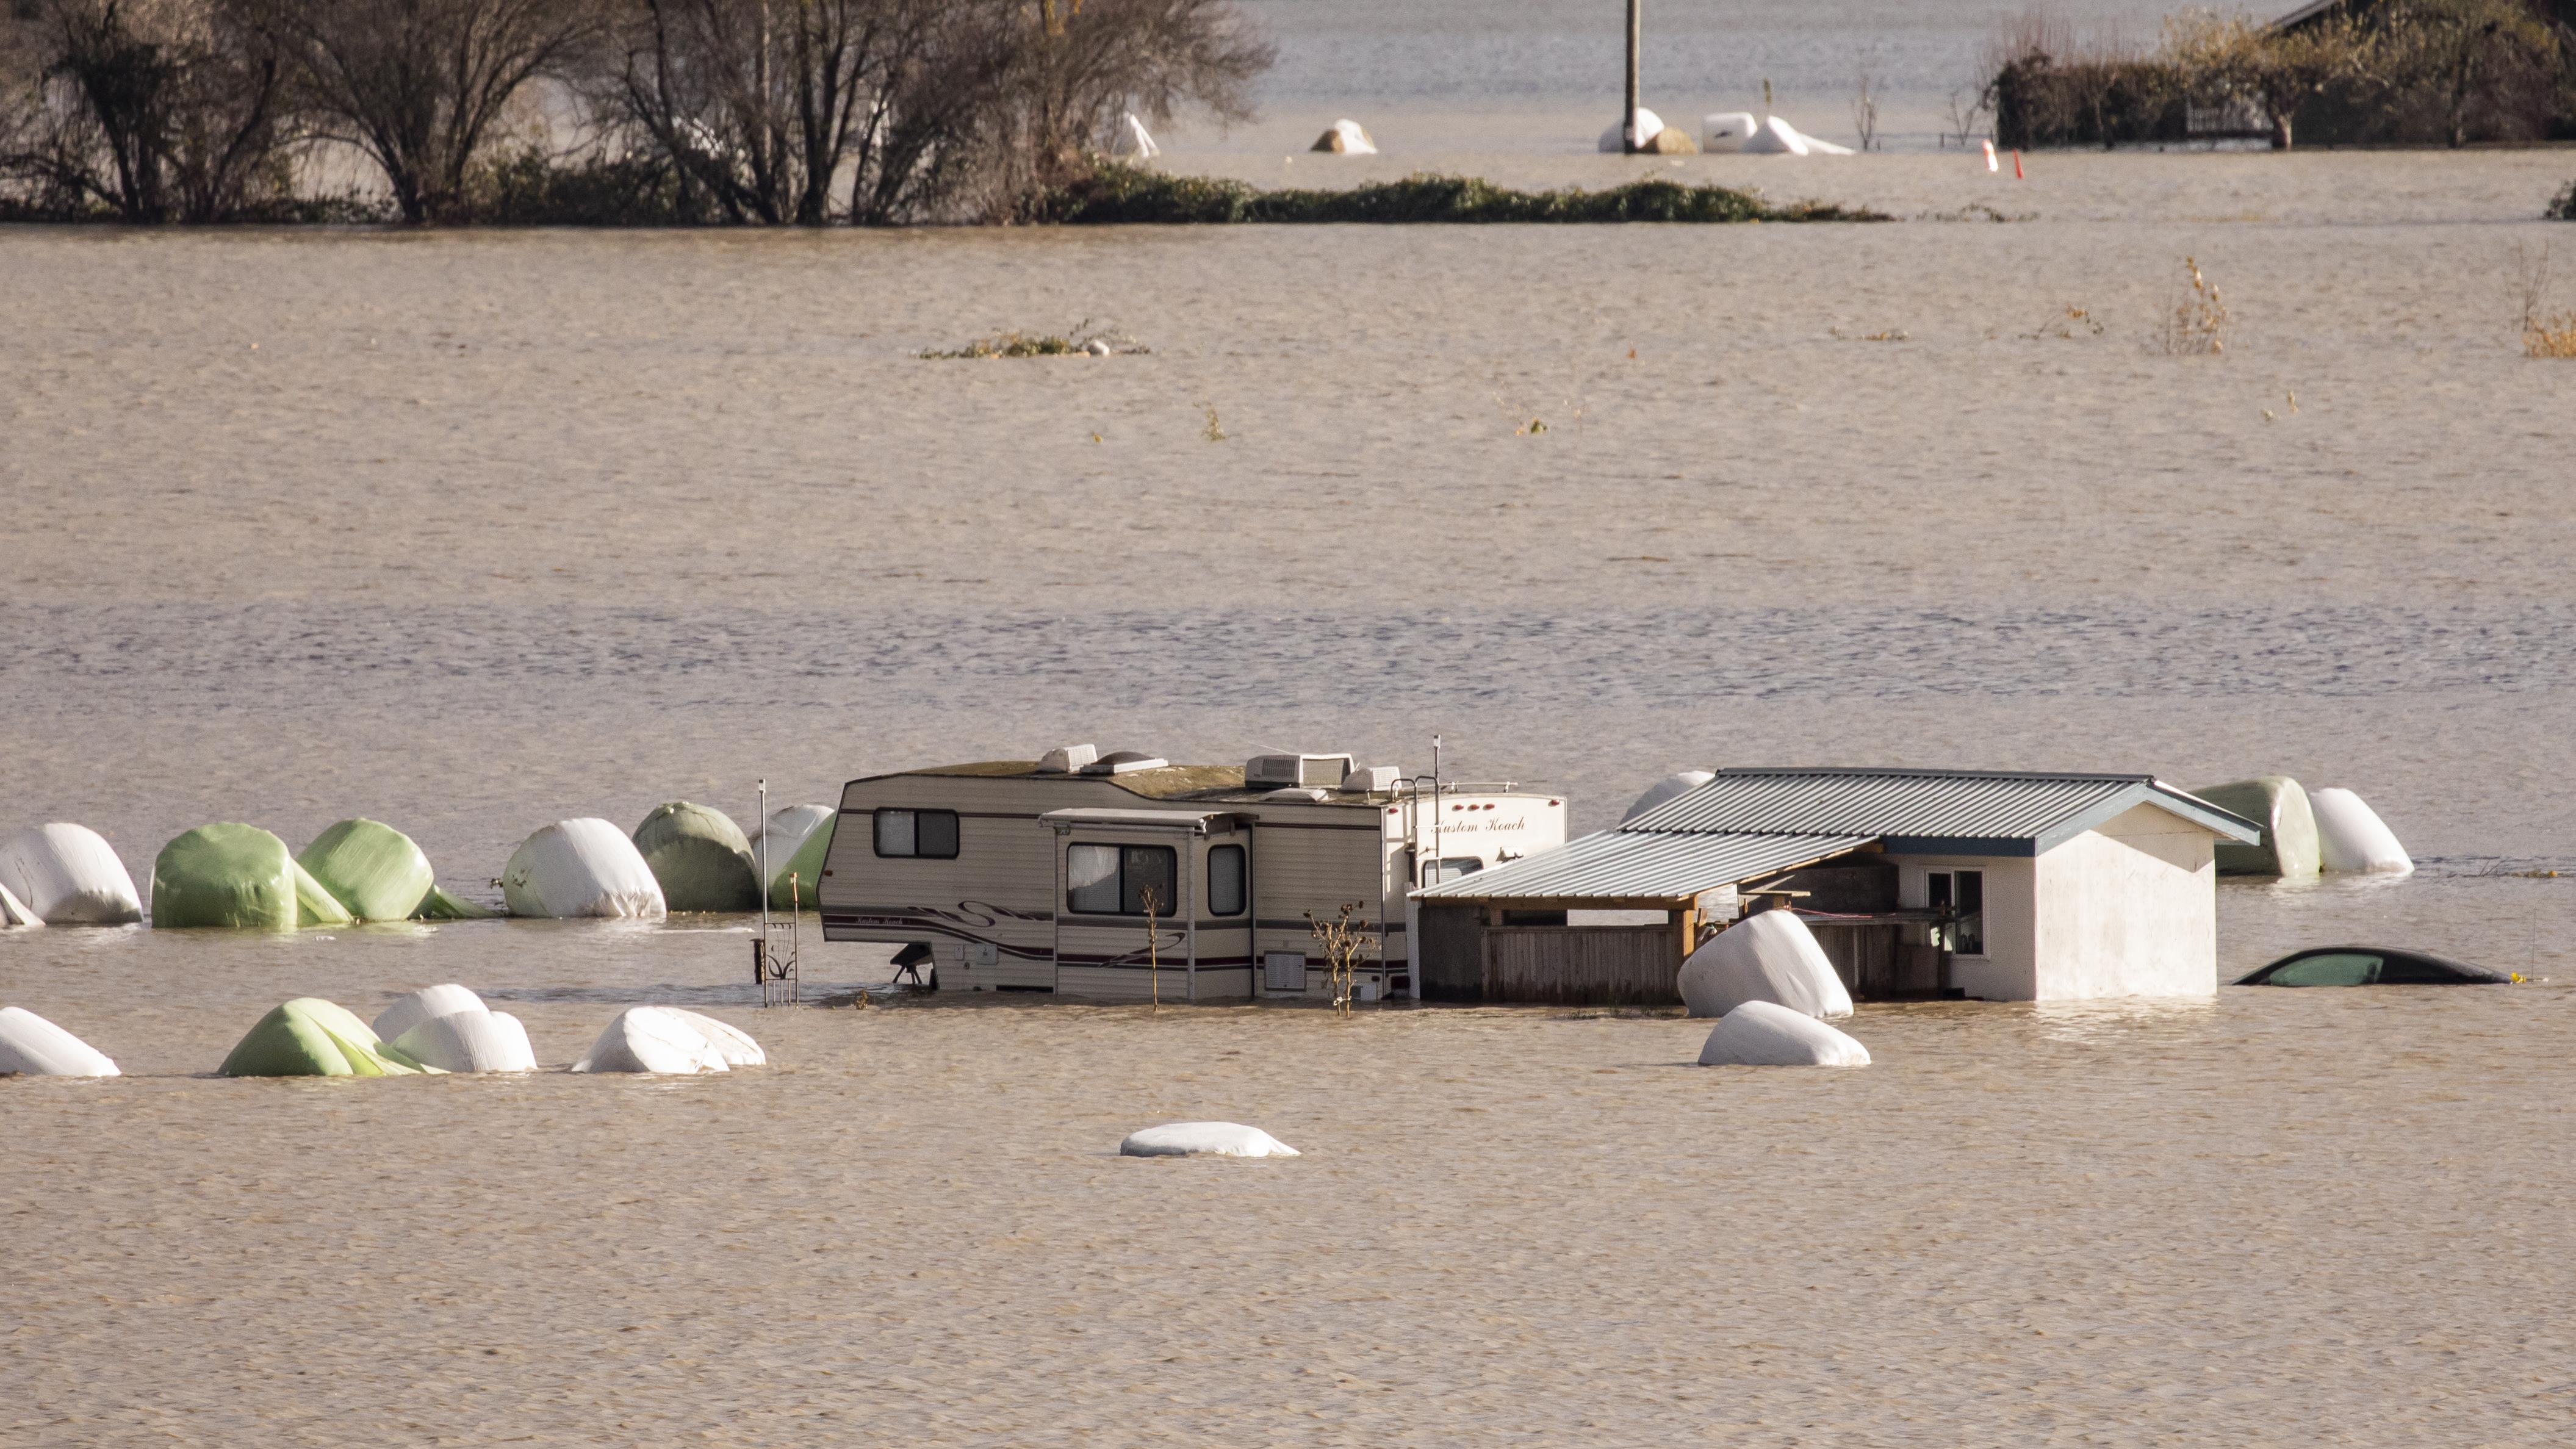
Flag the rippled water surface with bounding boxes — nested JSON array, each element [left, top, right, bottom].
[[7, 142, 2576, 1444]]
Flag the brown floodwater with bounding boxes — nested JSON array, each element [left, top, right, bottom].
[[5, 147, 2576, 1443]]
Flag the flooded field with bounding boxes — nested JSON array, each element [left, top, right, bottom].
[[7, 142, 2576, 1443]]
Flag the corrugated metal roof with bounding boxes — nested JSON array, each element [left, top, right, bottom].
[[1414, 830, 1876, 903], [1624, 768, 2256, 850]]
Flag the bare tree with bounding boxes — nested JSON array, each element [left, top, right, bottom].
[[0, 0, 293, 220], [1850, 63, 1880, 151], [991, 0, 1270, 215], [595, 0, 1004, 225], [240, 0, 599, 221]]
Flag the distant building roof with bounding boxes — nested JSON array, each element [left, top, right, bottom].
[[1415, 766, 2259, 905], [1622, 767, 2259, 855]]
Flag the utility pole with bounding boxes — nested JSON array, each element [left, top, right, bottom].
[[1624, 0, 1642, 153]]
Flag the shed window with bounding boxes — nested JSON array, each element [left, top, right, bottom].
[[1066, 844, 1178, 917], [1929, 869, 1985, 956], [1209, 845, 1247, 916], [875, 809, 959, 859]]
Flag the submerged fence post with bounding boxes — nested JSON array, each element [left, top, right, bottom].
[[1624, 0, 1642, 153]]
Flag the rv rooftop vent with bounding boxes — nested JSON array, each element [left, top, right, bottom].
[[1079, 750, 1168, 775], [1246, 753, 1353, 790], [1264, 786, 1329, 802], [1035, 744, 1099, 774], [1342, 765, 1400, 794]]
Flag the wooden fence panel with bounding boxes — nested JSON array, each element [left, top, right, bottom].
[[1483, 924, 1682, 1006]]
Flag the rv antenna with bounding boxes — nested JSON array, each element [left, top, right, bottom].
[[1432, 734, 1444, 882]]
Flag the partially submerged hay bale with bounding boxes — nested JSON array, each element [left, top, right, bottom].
[[297, 818, 434, 921], [2310, 788, 2412, 875], [569, 1005, 745, 1074], [2193, 776, 2320, 877], [1697, 999, 1871, 1066], [632, 802, 758, 913], [1597, 107, 1667, 151], [1622, 769, 1714, 823], [1678, 910, 1854, 1019], [0, 823, 142, 924], [749, 804, 836, 910], [1119, 1122, 1299, 1157], [0, 880, 38, 927], [1702, 112, 1758, 151], [153, 824, 309, 930], [371, 983, 489, 1044], [0, 1006, 120, 1076], [502, 819, 666, 919], [388, 1008, 536, 1073], [1311, 119, 1377, 154], [218, 998, 433, 1077]]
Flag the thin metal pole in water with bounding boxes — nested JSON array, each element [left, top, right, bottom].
[[1623, 0, 1641, 153]]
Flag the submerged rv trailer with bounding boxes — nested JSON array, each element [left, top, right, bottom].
[[816, 746, 1566, 1001]]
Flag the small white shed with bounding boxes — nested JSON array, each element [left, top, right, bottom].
[[1414, 768, 2261, 1004]]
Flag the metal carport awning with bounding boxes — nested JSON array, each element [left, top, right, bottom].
[[1411, 830, 1879, 905]]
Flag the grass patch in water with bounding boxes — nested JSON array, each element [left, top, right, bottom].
[[1034, 166, 1887, 225]]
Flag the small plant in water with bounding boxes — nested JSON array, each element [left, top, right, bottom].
[[1304, 902, 1370, 1016], [2159, 256, 2228, 355], [919, 318, 1145, 359], [1201, 403, 1226, 441], [2516, 243, 2576, 359], [2032, 304, 2105, 339]]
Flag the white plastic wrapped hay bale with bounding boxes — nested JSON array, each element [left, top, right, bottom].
[[1119, 1122, 1298, 1158], [2310, 788, 2413, 874], [1621, 770, 1714, 823], [1678, 910, 1853, 1019], [502, 819, 667, 919], [660, 1008, 763, 1066], [1311, 118, 1378, 154], [1697, 1000, 1870, 1066], [1, 880, 40, 927], [0, 824, 143, 925], [0, 1007, 120, 1076], [388, 1008, 537, 1073], [749, 804, 836, 910], [1702, 112, 1758, 151], [372, 983, 489, 1044], [1597, 107, 1666, 151], [570, 1006, 730, 1074], [2192, 776, 2321, 877]]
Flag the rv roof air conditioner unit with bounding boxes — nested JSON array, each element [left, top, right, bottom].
[[1342, 765, 1400, 794], [1245, 753, 1353, 791], [1079, 750, 1168, 775], [1035, 744, 1100, 774]]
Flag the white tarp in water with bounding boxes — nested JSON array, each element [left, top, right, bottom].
[[502, 819, 666, 919], [389, 1008, 537, 1073], [1697, 1000, 1871, 1066], [1622, 770, 1714, 823], [372, 983, 488, 1044], [1120, 1122, 1299, 1157], [1, 880, 39, 927], [0, 1006, 120, 1076], [570, 1005, 751, 1074], [1597, 107, 1666, 151], [1678, 910, 1854, 1019], [0, 824, 143, 925], [2310, 788, 2413, 874]]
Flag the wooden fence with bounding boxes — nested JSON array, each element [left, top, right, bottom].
[[1483, 924, 1683, 1006]]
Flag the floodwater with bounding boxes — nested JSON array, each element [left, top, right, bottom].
[[7, 142, 2576, 1444]]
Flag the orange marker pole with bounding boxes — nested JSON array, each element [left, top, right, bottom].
[[2013, 149, 2025, 179]]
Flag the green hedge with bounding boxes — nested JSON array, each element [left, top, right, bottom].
[[1032, 167, 1886, 225]]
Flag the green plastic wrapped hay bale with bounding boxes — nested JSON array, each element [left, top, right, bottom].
[[415, 884, 495, 919], [297, 818, 434, 921], [752, 804, 837, 910], [218, 998, 437, 1077], [632, 802, 758, 913], [293, 860, 353, 927], [153, 823, 302, 929], [2193, 776, 2321, 877]]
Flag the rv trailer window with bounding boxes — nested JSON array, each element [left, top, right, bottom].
[[1122, 846, 1177, 916], [1209, 845, 1247, 915], [1067, 845, 1120, 913], [1423, 857, 1484, 885], [874, 809, 960, 859]]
